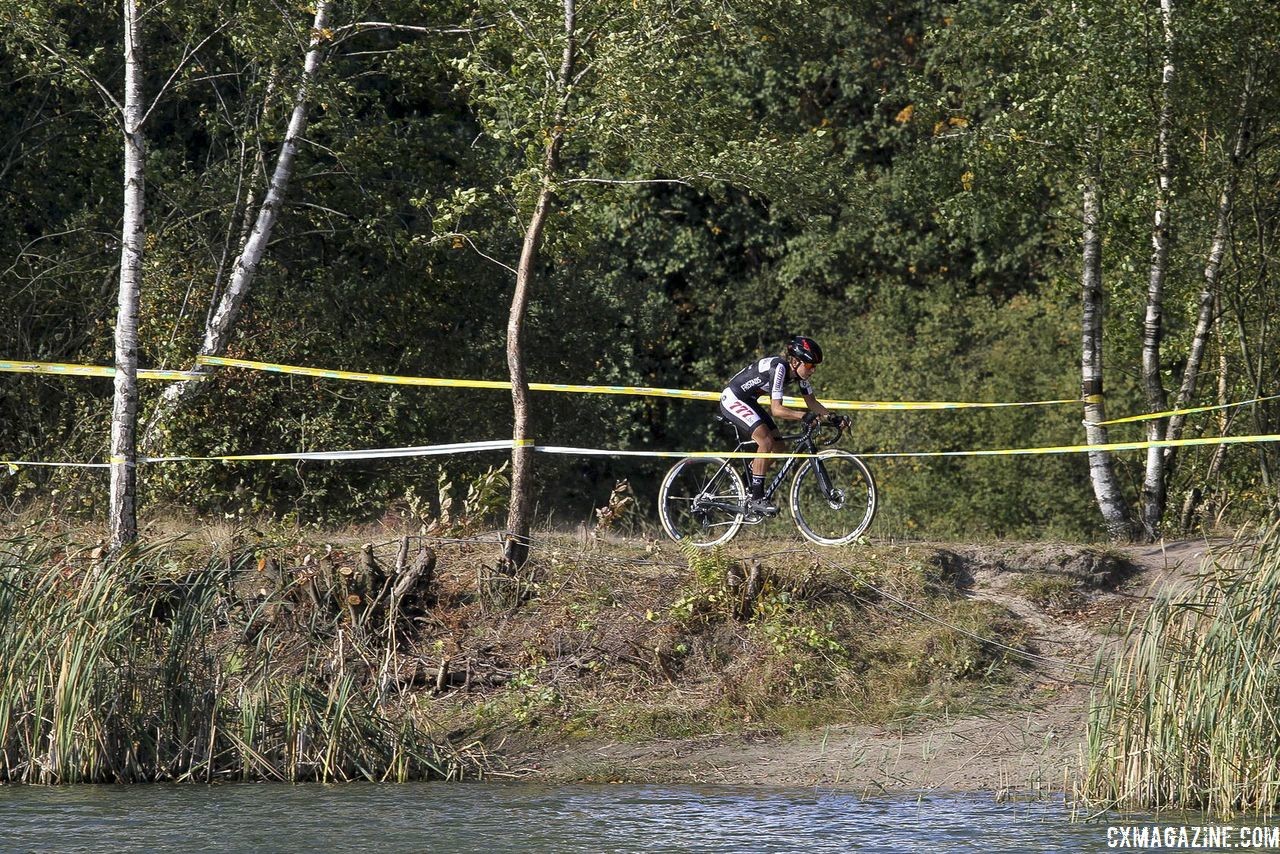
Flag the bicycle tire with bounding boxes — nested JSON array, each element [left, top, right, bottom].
[[789, 450, 876, 546], [658, 457, 745, 547]]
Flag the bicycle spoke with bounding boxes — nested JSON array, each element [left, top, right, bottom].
[[658, 457, 745, 547], [790, 451, 876, 546]]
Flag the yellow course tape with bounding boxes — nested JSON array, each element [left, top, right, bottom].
[[0, 359, 205, 381], [198, 355, 1078, 412], [1093, 393, 1280, 427], [3, 459, 110, 470], [862, 433, 1280, 458], [198, 355, 710, 399]]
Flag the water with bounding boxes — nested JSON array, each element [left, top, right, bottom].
[[0, 783, 1264, 853]]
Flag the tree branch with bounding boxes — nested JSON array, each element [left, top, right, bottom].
[[559, 177, 692, 187], [32, 39, 121, 116], [430, 233, 518, 276], [141, 20, 234, 127], [333, 21, 495, 37]]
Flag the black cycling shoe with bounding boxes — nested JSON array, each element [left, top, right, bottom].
[[746, 498, 779, 518]]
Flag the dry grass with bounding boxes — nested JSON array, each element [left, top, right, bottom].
[[0, 517, 1035, 784], [0, 524, 476, 783], [1081, 519, 1280, 816]]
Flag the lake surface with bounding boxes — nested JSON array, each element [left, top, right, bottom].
[[0, 782, 1266, 853]]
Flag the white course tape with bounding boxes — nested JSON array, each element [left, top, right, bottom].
[[533, 445, 820, 460], [13, 433, 1280, 470], [535, 433, 1280, 460], [141, 439, 521, 463]]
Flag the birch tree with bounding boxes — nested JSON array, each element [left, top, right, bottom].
[[1080, 126, 1132, 539], [143, 1, 333, 445], [917, 0, 1280, 538], [108, 0, 144, 548], [1136, 0, 1175, 541], [1, 1, 272, 545], [1165, 79, 1250, 448]]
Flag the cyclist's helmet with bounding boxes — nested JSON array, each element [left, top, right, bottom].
[[787, 335, 823, 365]]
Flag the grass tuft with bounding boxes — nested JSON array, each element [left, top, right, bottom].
[[0, 527, 467, 783], [1081, 519, 1280, 816]]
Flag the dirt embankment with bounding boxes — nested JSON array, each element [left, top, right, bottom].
[[511, 539, 1214, 794]]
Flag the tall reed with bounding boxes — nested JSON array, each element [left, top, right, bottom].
[[0, 530, 465, 783], [1082, 519, 1280, 815]]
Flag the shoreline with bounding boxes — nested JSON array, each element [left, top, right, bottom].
[[502, 539, 1211, 796], [507, 639, 1091, 795], [1, 525, 1212, 790]]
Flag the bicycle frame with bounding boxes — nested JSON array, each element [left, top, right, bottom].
[[738, 428, 818, 503], [676, 437, 811, 521], [659, 417, 875, 547]]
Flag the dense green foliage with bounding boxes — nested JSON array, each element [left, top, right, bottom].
[[1, 0, 1277, 537]]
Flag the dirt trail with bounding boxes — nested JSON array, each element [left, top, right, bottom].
[[524, 539, 1218, 794]]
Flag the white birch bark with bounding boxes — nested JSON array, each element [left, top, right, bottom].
[[109, 0, 145, 550], [1138, 0, 1175, 542], [502, 0, 576, 571], [1081, 127, 1133, 540], [1178, 304, 1229, 529], [144, 2, 333, 443]]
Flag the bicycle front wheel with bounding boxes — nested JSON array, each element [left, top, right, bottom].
[[790, 450, 877, 546], [658, 457, 745, 547]]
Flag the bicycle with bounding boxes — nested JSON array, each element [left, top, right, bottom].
[[657, 415, 877, 547]]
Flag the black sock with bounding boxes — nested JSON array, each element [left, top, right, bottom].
[[750, 474, 765, 500]]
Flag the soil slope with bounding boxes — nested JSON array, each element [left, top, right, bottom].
[[516, 539, 1214, 794]]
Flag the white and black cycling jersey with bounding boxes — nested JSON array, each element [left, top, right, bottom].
[[723, 356, 813, 403], [718, 356, 813, 433]]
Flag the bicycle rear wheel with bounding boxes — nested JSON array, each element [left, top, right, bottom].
[[658, 457, 745, 547], [790, 450, 876, 546]]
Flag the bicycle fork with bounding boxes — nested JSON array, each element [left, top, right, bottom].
[[810, 455, 848, 509], [812, 457, 834, 496]]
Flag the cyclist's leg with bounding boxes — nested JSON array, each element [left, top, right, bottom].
[[719, 390, 764, 439], [750, 423, 777, 480], [720, 391, 773, 502]]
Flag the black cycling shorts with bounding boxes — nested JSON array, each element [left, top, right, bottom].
[[719, 389, 778, 437]]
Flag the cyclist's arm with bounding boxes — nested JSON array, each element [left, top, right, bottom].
[[769, 398, 810, 421], [801, 392, 831, 420], [767, 361, 810, 421]]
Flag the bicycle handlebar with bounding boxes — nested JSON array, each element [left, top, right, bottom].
[[814, 417, 847, 447], [779, 416, 847, 447]]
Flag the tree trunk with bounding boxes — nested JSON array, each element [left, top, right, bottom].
[[1167, 71, 1253, 448], [1137, 0, 1176, 542], [502, 0, 577, 571], [1179, 318, 1230, 530], [143, 2, 333, 446], [109, 0, 145, 550], [1081, 125, 1133, 540], [1231, 295, 1275, 498]]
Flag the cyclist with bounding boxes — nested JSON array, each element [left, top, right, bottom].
[[719, 335, 848, 517]]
